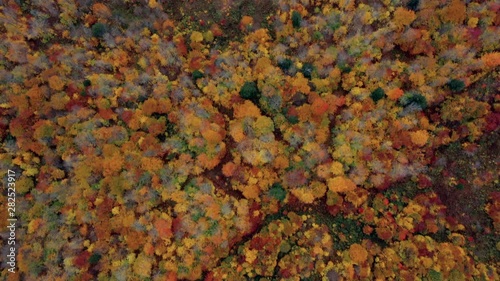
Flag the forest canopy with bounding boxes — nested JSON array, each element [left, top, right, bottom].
[[0, 0, 499, 280]]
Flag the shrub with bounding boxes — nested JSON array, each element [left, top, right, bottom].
[[301, 62, 314, 79], [277, 58, 293, 72], [89, 253, 102, 265], [313, 31, 323, 41], [447, 79, 465, 92], [287, 115, 299, 124], [192, 70, 204, 81], [268, 183, 286, 201], [239, 81, 260, 102], [83, 79, 91, 87], [407, 0, 420, 11], [91, 23, 107, 38], [409, 94, 428, 109], [370, 87, 386, 102], [292, 11, 302, 28], [338, 63, 352, 73], [400, 91, 428, 109]]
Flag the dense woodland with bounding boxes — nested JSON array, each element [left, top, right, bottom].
[[0, 0, 499, 280]]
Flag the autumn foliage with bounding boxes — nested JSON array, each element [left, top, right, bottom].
[[0, 0, 499, 280]]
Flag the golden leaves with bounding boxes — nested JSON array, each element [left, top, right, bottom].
[[92, 3, 112, 19], [201, 128, 223, 145], [16, 176, 34, 194], [241, 184, 260, 200], [101, 155, 124, 177], [345, 188, 368, 208], [393, 8, 416, 31], [247, 28, 271, 44], [240, 16, 254, 30], [290, 74, 310, 94], [148, 0, 161, 9], [133, 253, 153, 277], [253, 116, 274, 135], [48, 75, 65, 91], [195, 153, 216, 170], [331, 161, 344, 176], [440, 0, 466, 24], [141, 157, 163, 173], [327, 176, 357, 193], [184, 113, 203, 132], [254, 57, 273, 77], [32, 120, 55, 140], [409, 130, 429, 147], [50, 92, 70, 110], [291, 188, 315, 204], [292, 181, 326, 204], [409, 72, 425, 87], [273, 155, 289, 170], [349, 243, 368, 263], [205, 203, 221, 220], [234, 100, 261, 118], [27, 218, 44, 234], [316, 161, 343, 179], [190, 31, 204, 43], [229, 122, 245, 142], [482, 52, 500, 68], [111, 49, 130, 68], [6, 0, 500, 279]]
